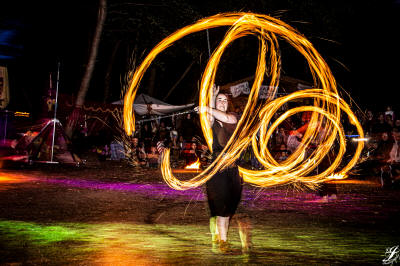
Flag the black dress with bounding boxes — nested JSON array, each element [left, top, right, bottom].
[[206, 116, 242, 217]]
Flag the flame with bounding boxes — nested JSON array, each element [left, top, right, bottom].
[[185, 158, 201, 169], [327, 173, 347, 180], [124, 13, 364, 190]]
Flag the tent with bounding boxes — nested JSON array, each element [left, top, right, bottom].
[[11, 119, 81, 165], [112, 93, 194, 116]]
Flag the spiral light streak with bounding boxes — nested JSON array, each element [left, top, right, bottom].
[[242, 89, 364, 187], [123, 13, 364, 190]]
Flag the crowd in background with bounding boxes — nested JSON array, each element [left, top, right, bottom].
[[358, 106, 400, 187], [97, 104, 400, 187], [104, 112, 209, 168]]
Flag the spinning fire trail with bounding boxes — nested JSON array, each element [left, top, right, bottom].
[[123, 13, 364, 190]]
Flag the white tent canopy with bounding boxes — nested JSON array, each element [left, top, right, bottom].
[[112, 93, 194, 116]]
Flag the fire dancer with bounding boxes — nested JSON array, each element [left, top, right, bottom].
[[195, 86, 250, 254]]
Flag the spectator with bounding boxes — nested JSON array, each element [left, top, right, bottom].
[[147, 146, 160, 168], [137, 142, 147, 165], [199, 144, 211, 164], [180, 113, 197, 141], [372, 113, 391, 136], [287, 130, 303, 154], [157, 121, 168, 141], [170, 129, 178, 148], [385, 106, 395, 121], [372, 132, 393, 162], [129, 139, 147, 166], [183, 142, 200, 165], [127, 137, 140, 165], [388, 131, 400, 164], [276, 144, 289, 162], [380, 131, 400, 188], [394, 120, 400, 132], [151, 121, 158, 141], [275, 127, 288, 147], [110, 139, 125, 161], [250, 148, 262, 170], [177, 135, 185, 159], [169, 129, 180, 160], [362, 110, 374, 135], [177, 135, 185, 150], [385, 114, 394, 129], [301, 111, 312, 125], [140, 123, 152, 151]]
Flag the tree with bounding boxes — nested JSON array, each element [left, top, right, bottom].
[[103, 39, 121, 103], [65, 0, 107, 137], [102, 0, 203, 102]]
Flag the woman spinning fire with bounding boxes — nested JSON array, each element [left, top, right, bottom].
[[195, 86, 250, 254]]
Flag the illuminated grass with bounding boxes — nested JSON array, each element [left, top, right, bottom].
[[0, 220, 392, 264]]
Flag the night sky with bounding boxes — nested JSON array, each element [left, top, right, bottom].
[[1, 0, 400, 117]]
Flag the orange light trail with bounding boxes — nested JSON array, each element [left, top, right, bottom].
[[123, 13, 364, 190], [0, 172, 37, 190]]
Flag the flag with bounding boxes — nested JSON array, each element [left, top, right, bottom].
[[157, 140, 165, 154]]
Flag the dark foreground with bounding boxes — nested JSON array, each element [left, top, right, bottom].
[[0, 161, 399, 265]]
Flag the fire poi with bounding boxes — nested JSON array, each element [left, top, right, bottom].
[[123, 12, 364, 190]]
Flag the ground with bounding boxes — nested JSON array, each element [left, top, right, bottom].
[[0, 160, 399, 265]]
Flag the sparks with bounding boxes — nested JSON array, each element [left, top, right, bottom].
[[123, 12, 364, 190]]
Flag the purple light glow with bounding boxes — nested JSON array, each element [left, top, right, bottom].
[[44, 178, 206, 200], [43, 177, 373, 207]]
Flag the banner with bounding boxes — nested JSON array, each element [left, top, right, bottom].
[[230, 81, 249, 97], [0, 66, 10, 109], [230, 82, 278, 99], [259, 85, 278, 99]]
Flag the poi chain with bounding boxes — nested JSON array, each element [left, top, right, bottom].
[[123, 13, 364, 190]]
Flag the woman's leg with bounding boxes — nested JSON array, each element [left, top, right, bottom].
[[237, 215, 252, 253], [209, 216, 219, 242], [216, 216, 230, 241]]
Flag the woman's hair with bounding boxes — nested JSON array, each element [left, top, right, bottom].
[[216, 92, 229, 99]]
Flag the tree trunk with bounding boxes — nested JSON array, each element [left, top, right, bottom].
[[65, 0, 107, 138], [147, 67, 157, 97]]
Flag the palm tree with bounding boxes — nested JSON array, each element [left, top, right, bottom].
[[65, 0, 107, 137]]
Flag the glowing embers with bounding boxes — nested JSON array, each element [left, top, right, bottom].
[[327, 173, 347, 180], [170, 158, 202, 174], [123, 13, 364, 190], [185, 158, 201, 170]]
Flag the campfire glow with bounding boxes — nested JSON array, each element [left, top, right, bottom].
[[185, 159, 201, 169]]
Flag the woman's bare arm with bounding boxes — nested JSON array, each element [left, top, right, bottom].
[[195, 106, 237, 124]]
